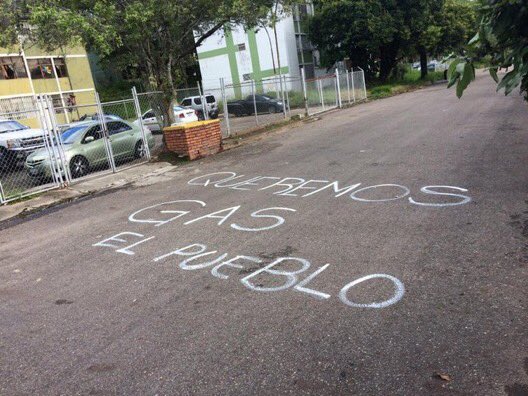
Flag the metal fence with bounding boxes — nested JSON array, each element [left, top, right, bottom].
[[0, 68, 366, 203], [217, 67, 366, 137], [0, 88, 153, 203]]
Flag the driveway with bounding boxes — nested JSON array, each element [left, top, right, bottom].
[[1, 75, 527, 395]]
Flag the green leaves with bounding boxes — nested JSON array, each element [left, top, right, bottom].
[[446, 59, 475, 98], [447, 0, 528, 101], [489, 67, 499, 83]]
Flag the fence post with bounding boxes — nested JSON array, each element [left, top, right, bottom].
[[283, 75, 291, 115], [123, 101, 130, 120], [35, 95, 63, 186], [197, 82, 208, 120], [346, 70, 351, 103], [132, 86, 151, 160], [251, 79, 259, 125], [351, 69, 356, 103], [95, 91, 117, 173], [335, 69, 342, 108], [220, 78, 231, 137], [301, 67, 309, 117], [0, 181, 5, 205], [358, 67, 367, 100], [279, 74, 287, 118], [45, 95, 72, 184], [318, 79, 325, 111]]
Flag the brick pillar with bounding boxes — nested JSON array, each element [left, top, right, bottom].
[[163, 120, 222, 160]]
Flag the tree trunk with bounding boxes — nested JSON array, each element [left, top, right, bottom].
[[419, 46, 428, 79], [166, 56, 177, 126], [379, 46, 398, 82]]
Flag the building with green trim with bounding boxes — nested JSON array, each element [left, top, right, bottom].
[[196, 2, 320, 98]]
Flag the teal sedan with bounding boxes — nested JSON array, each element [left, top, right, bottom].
[[25, 120, 154, 179]]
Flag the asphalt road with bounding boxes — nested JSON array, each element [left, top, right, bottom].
[[1, 75, 527, 395]]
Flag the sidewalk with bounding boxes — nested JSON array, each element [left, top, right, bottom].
[[0, 162, 178, 223]]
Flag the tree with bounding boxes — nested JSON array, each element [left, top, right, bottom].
[[422, 0, 477, 58], [5, 0, 273, 122], [308, 0, 409, 81], [0, 0, 33, 49], [448, 0, 528, 101], [399, 0, 444, 79]]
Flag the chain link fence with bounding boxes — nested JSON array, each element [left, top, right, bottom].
[[0, 69, 366, 203], [0, 88, 154, 203]]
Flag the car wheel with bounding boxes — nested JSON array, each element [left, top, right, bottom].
[[268, 105, 277, 114], [134, 140, 147, 159], [69, 155, 89, 178]]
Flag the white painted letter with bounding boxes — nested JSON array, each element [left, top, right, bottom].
[[211, 255, 262, 279], [93, 232, 154, 255], [231, 207, 296, 232], [350, 184, 410, 202], [278, 179, 330, 197], [180, 252, 227, 270], [302, 181, 362, 198], [339, 274, 405, 308], [184, 206, 241, 226], [408, 186, 471, 207], [259, 177, 306, 194], [188, 172, 237, 186], [241, 257, 310, 292], [153, 243, 207, 262], [294, 264, 331, 299], [129, 200, 206, 226]]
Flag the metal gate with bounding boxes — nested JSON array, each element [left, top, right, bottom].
[[0, 88, 153, 203]]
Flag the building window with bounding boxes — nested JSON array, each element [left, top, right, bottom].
[[27, 58, 54, 79], [0, 56, 28, 80], [54, 58, 68, 77], [237, 43, 246, 51]]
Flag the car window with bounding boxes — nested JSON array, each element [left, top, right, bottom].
[[181, 99, 191, 106], [194, 97, 202, 105], [107, 121, 132, 136], [143, 111, 155, 119], [206, 95, 215, 103], [0, 120, 28, 133], [81, 126, 102, 143], [62, 126, 88, 144]]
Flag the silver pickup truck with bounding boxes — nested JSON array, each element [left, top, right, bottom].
[[0, 119, 46, 170]]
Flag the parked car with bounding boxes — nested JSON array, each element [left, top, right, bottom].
[[181, 95, 219, 120], [227, 95, 284, 117], [59, 114, 123, 133], [25, 119, 154, 179], [0, 119, 46, 170], [133, 109, 163, 132], [171, 105, 199, 125], [78, 113, 122, 122]]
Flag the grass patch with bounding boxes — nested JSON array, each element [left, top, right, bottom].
[[367, 70, 446, 100]]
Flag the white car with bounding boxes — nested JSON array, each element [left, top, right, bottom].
[[0, 119, 46, 170], [134, 109, 162, 132], [171, 105, 198, 125], [180, 95, 219, 120]]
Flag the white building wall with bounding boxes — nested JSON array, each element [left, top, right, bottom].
[[196, 15, 301, 97]]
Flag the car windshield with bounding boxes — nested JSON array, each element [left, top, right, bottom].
[[0, 120, 29, 133], [173, 106, 185, 111], [61, 126, 88, 144]]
